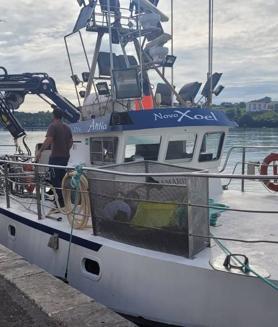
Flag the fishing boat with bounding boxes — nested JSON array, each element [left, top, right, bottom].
[[0, 1, 278, 326]]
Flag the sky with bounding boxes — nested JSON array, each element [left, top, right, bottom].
[[0, 0, 277, 112]]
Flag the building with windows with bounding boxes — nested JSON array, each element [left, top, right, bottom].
[[246, 97, 278, 112], [267, 101, 278, 111]]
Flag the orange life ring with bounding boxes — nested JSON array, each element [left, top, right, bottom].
[[23, 164, 35, 193], [260, 153, 278, 192]]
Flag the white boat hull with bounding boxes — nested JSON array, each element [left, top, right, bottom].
[[0, 206, 277, 327]]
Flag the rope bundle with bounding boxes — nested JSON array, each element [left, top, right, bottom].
[[61, 166, 91, 229]]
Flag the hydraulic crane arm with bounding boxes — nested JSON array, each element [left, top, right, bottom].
[[0, 67, 80, 139]]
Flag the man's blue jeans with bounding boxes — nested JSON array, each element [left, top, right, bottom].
[[48, 157, 69, 207]]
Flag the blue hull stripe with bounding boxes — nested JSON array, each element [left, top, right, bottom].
[[0, 207, 102, 252]]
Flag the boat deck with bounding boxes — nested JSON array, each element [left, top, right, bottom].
[[211, 189, 278, 280]]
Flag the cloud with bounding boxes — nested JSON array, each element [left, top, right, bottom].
[[0, 0, 277, 112]]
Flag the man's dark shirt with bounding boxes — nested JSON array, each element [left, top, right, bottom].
[[46, 120, 72, 158]]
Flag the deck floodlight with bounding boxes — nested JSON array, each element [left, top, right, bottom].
[[155, 83, 172, 106], [214, 85, 225, 96], [72, 2, 96, 33], [132, 0, 169, 22], [77, 0, 86, 7], [79, 90, 86, 98], [149, 47, 168, 63], [82, 72, 90, 83], [145, 33, 172, 50], [96, 82, 110, 96], [201, 72, 222, 98], [163, 55, 176, 68], [139, 13, 160, 30], [179, 82, 202, 103], [71, 74, 82, 86], [113, 68, 141, 99]]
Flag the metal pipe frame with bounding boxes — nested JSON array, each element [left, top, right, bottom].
[[85, 32, 104, 99], [219, 145, 278, 173], [64, 35, 81, 107], [4, 162, 10, 208], [34, 165, 42, 220], [241, 147, 246, 192], [1, 159, 278, 180]]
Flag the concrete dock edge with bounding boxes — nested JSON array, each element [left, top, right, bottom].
[[0, 244, 136, 326]]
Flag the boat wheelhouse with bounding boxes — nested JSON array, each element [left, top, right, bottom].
[[69, 108, 233, 168]]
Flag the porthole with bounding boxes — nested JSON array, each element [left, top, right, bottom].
[[8, 225, 16, 237], [84, 258, 100, 276]]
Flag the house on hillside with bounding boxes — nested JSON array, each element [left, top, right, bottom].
[[267, 101, 278, 111], [246, 97, 272, 112]]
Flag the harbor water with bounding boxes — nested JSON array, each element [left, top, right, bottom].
[[1, 128, 278, 193]]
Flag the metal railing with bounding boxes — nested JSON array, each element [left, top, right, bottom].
[[1, 158, 278, 246], [1, 158, 278, 212], [2, 158, 278, 179], [219, 145, 278, 192]]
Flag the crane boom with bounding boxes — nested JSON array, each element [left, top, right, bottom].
[[0, 67, 80, 139]]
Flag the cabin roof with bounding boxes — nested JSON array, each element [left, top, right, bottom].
[[70, 108, 236, 134]]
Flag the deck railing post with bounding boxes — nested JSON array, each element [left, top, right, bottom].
[[241, 148, 246, 192], [4, 162, 10, 208], [34, 165, 42, 220]]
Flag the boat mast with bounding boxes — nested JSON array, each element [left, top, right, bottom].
[[138, 0, 144, 103], [208, 0, 214, 107], [107, 0, 115, 105], [171, 0, 174, 106]]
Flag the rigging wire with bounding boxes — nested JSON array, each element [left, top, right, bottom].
[[190, 233, 278, 246]]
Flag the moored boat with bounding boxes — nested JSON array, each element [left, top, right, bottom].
[[0, 1, 278, 326]]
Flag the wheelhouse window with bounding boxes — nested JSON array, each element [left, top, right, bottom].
[[125, 135, 161, 162], [90, 137, 118, 164], [166, 133, 197, 161], [199, 132, 225, 162]]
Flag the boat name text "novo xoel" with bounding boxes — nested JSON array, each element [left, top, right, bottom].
[[153, 110, 218, 123]]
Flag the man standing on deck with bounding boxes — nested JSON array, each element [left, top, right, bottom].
[[36, 107, 73, 207]]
